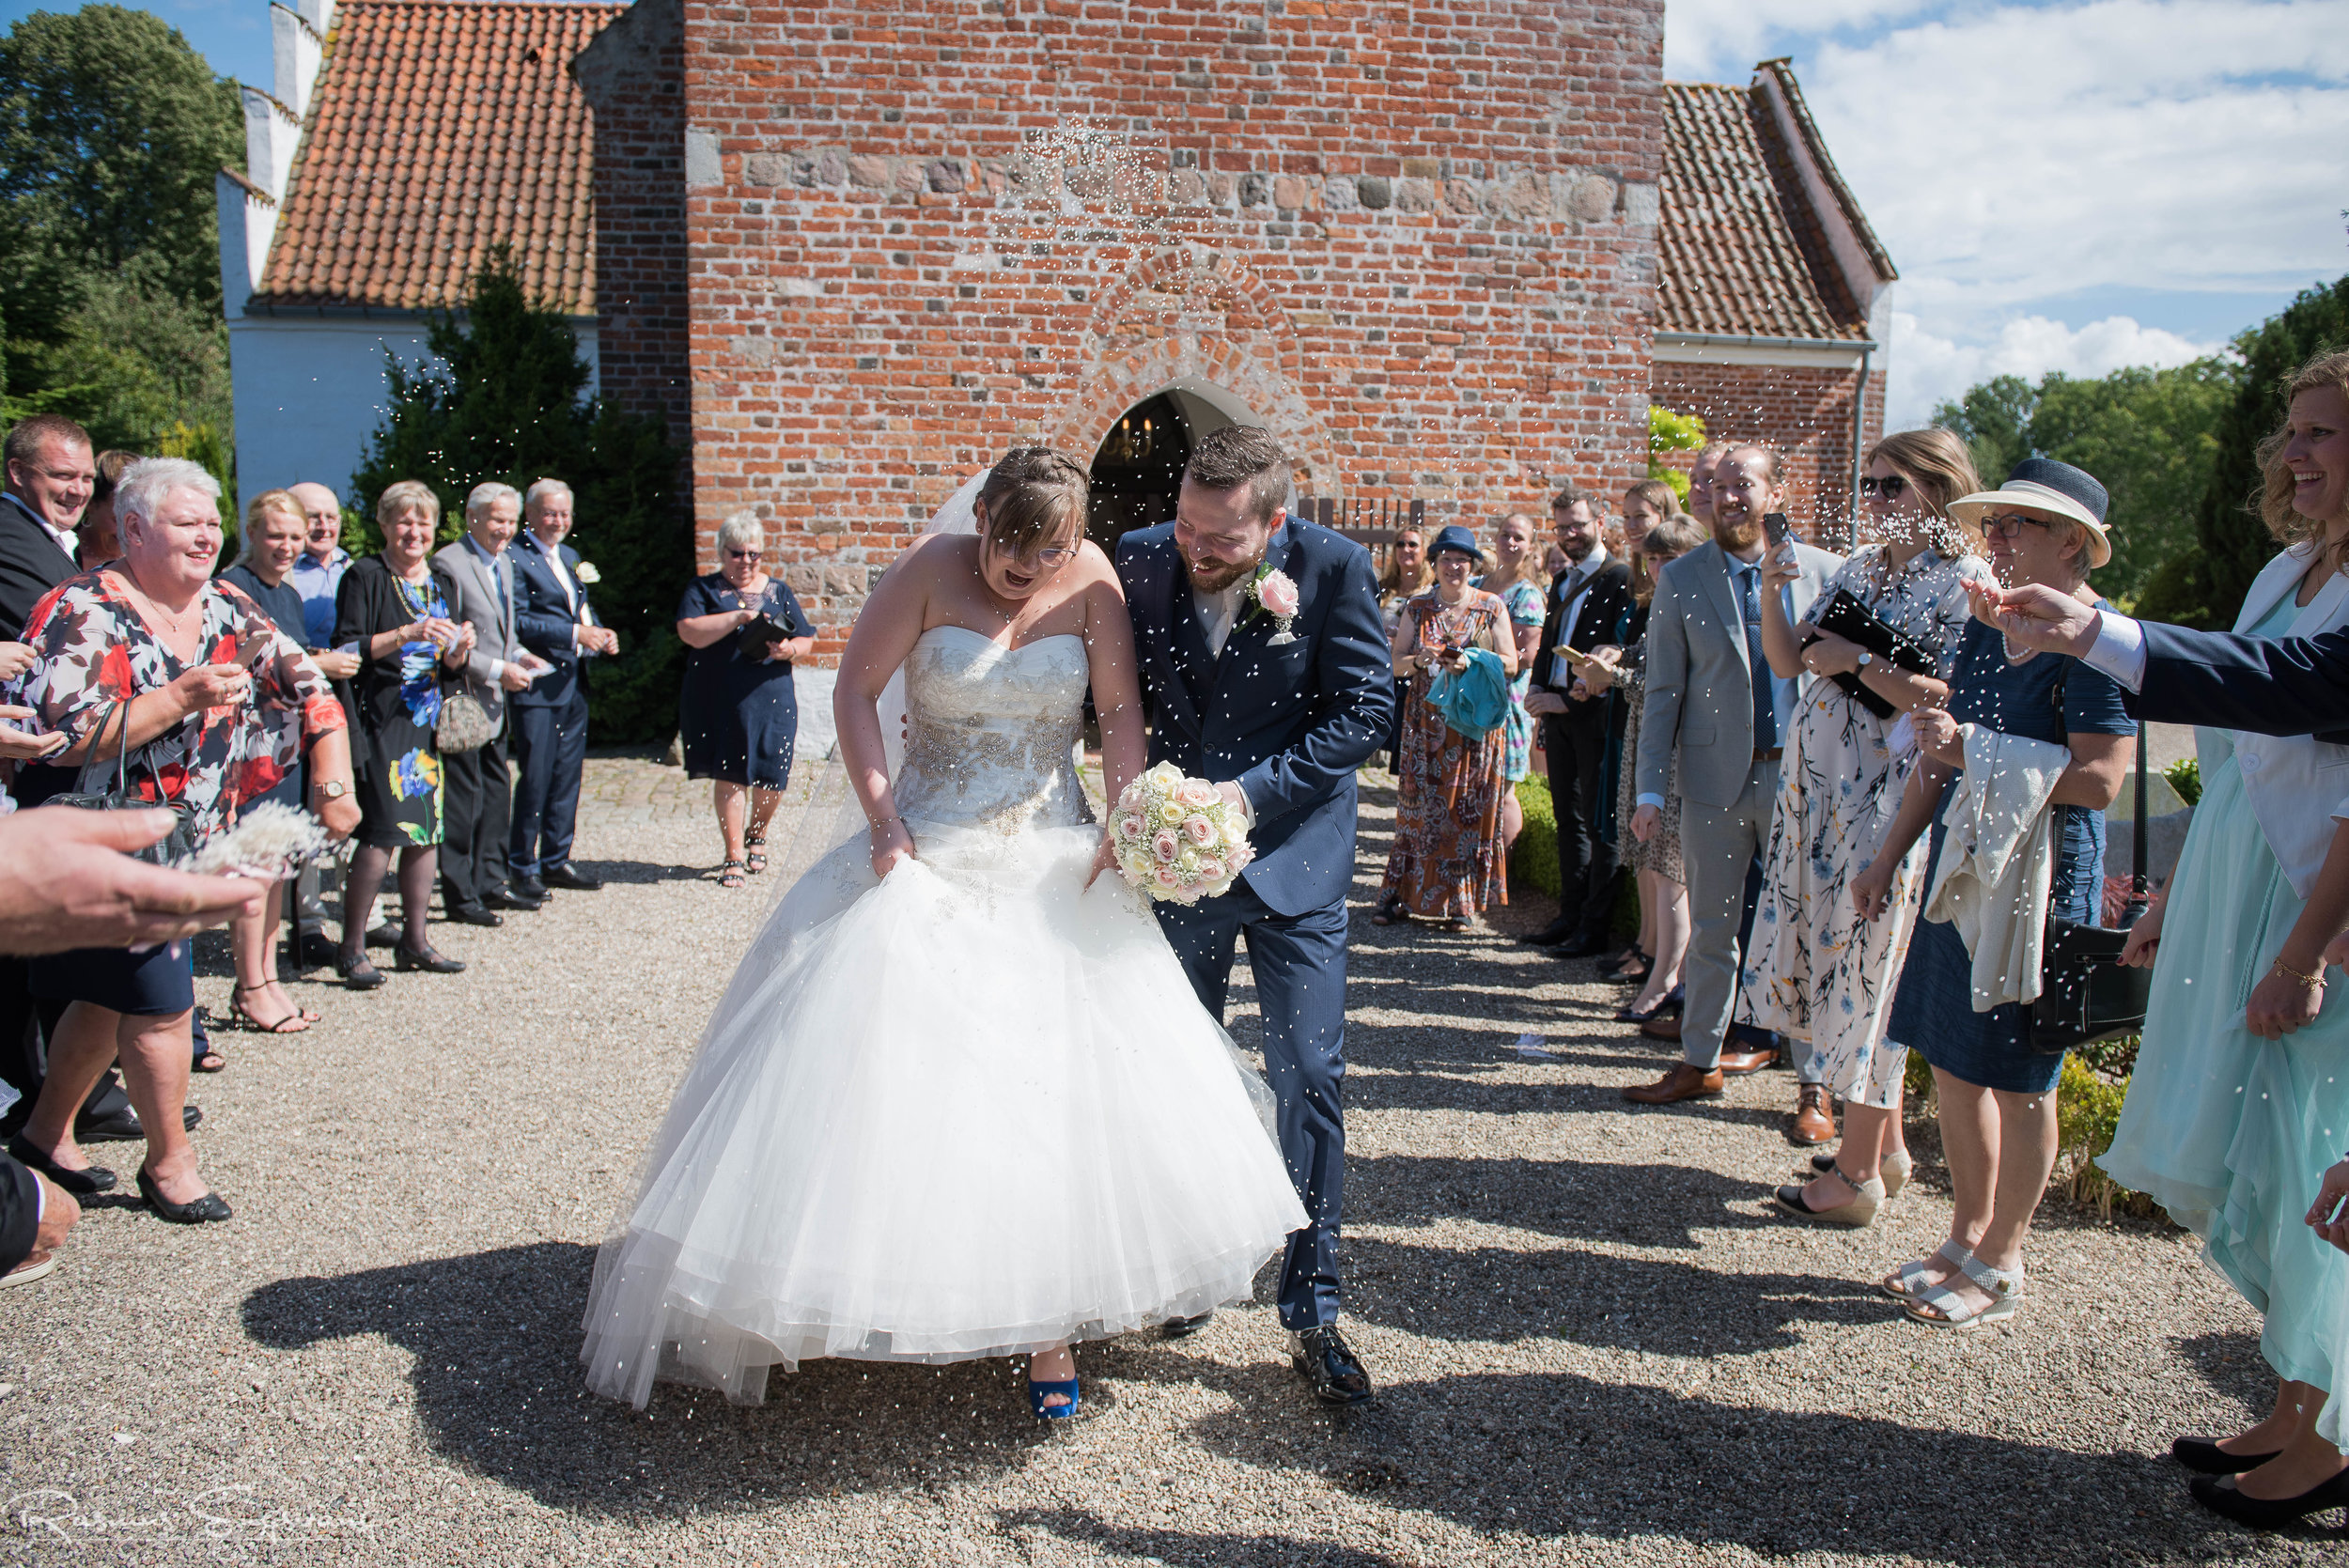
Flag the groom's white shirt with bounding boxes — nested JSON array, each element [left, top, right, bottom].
[[1195, 579, 1249, 658]]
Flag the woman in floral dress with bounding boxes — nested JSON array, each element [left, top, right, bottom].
[[1377, 526, 1519, 926], [1744, 430, 1988, 1224], [1474, 511, 1548, 856], [332, 480, 479, 989]]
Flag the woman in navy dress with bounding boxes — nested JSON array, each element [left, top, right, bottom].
[[676, 517, 814, 887]]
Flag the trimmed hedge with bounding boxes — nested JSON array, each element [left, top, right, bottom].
[[1507, 771, 1639, 938]]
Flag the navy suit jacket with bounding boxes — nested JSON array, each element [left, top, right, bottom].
[[2138, 620, 2349, 742], [0, 494, 77, 642], [509, 532, 593, 709], [1116, 517, 1393, 918]]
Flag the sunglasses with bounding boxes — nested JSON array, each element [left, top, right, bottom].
[[1981, 512, 2055, 540], [725, 548, 763, 560], [1859, 474, 1909, 499]]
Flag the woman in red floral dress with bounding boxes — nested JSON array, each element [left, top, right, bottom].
[[4, 459, 358, 1226]]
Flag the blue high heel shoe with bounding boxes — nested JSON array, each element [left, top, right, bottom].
[[1027, 1377, 1081, 1421]]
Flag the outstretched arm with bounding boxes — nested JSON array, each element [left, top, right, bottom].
[[1233, 548, 1395, 823]]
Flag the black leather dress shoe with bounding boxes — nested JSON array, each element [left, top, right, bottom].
[[511, 876, 551, 903], [446, 904, 504, 928], [1291, 1325, 1375, 1405], [7, 1136, 116, 1195], [1555, 933, 1612, 958], [540, 864, 602, 892], [365, 923, 400, 949], [294, 931, 340, 970], [1161, 1312, 1214, 1339], [78, 1105, 202, 1142], [1517, 921, 1577, 947], [484, 886, 543, 912]]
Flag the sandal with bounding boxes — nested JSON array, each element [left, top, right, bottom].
[[1906, 1254, 2023, 1329], [1817, 1146, 1911, 1200], [1878, 1237, 1971, 1299], [718, 859, 748, 890], [227, 982, 312, 1034], [744, 836, 769, 875]]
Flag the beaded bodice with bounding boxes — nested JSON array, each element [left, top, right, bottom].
[[894, 626, 1093, 834]]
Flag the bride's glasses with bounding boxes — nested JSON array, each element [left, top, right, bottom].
[[989, 536, 1078, 570]]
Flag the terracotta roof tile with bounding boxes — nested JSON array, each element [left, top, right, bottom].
[[251, 0, 623, 314], [1657, 80, 1867, 341]]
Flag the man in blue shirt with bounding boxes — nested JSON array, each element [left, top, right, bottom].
[[288, 482, 352, 652]]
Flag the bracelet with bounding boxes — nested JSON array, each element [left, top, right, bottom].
[[2272, 955, 2327, 990]]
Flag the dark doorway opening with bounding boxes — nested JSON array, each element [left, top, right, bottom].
[[1085, 392, 1195, 553]]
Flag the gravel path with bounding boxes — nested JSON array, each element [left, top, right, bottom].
[[1, 760, 2324, 1565]]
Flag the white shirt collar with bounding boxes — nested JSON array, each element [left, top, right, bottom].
[[1572, 541, 1607, 573], [2, 492, 74, 560]]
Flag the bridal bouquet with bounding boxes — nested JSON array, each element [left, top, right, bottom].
[[1110, 761, 1252, 905]]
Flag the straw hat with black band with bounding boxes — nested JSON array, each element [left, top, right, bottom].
[[1946, 458, 2113, 568]]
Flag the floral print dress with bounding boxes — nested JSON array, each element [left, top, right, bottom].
[[1381, 589, 1511, 919], [1738, 543, 1991, 1108], [1477, 575, 1548, 783], [11, 567, 344, 843], [334, 557, 454, 847]]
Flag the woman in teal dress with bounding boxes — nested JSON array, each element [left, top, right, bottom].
[[1475, 511, 1548, 855], [2099, 351, 2349, 1529]]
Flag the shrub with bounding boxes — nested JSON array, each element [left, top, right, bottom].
[[2055, 1054, 2160, 1219], [2164, 757, 2201, 807], [1510, 773, 1559, 900]]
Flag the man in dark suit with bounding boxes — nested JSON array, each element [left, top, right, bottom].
[[1519, 485, 1635, 956], [508, 478, 616, 897], [1115, 427, 1392, 1406]]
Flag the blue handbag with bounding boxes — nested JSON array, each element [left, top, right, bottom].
[[1425, 647, 1511, 741]]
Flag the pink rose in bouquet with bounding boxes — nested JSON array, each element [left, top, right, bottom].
[[1151, 829, 1181, 863], [1174, 779, 1218, 808], [1182, 815, 1217, 845]]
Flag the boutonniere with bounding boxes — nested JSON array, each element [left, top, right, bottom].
[[1244, 563, 1299, 645], [574, 561, 601, 584]]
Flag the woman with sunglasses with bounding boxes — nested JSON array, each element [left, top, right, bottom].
[[676, 517, 816, 887]]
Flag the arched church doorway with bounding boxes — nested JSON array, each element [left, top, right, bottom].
[[1083, 388, 1241, 551]]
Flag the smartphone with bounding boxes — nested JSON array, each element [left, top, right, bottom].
[[1763, 512, 1794, 551]]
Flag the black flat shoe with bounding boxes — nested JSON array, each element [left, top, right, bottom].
[[1162, 1312, 1214, 1339], [336, 952, 385, 990], [2174, 1436, 2285, 1475], [1291, 1325, 1375, 1406], [445, 904, 503, 928], [6, 1135, 116, 1195], [137, 1168, 232, 1225], [2189, 1467, 2349, 1529], [78, 1104, 201, 1142], [541, 865, 602, 892], [484, 887, 543, 912], [395, 944, 466, 974]]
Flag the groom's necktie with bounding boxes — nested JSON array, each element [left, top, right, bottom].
[[1735, 563, 1779, 753]]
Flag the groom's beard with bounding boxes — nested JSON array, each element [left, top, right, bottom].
[[1713, 513, 1764, 553], [1185, 548, 1265, 594]]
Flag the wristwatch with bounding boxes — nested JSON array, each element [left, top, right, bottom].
[[318, 780, 350, 800], [1856, 651, 1875, 671]]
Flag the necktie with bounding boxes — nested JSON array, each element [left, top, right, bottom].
[[1737, 566, 1778, 753]]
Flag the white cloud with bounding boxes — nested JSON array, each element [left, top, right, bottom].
[[1887, 310, 2221, 426], [1663, 0, 1935, 80]]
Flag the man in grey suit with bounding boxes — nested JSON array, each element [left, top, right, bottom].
[[1622, 446, 1842, 1134], [431, 483, 545, 925]]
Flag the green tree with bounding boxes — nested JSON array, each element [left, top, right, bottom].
[[2143, 274, 2349, 628], [1931, 373, 2036, 493], [1647, 405, 1705, 505], [352, 249, 689, 745]]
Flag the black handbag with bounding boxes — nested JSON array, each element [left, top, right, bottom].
[[2029, 719, 2152, 1052], [48, 700, 198, 866], [1801, 588, 1943, 720]]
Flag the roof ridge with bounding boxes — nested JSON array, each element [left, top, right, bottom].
[[1752, 58, 1894, 282]]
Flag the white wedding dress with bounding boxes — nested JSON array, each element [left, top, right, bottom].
[[582, 625, 1308, 1408]]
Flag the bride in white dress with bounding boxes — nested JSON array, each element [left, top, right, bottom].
[[580, 449, 1307, 1418]]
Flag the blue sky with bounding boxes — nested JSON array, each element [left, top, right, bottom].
[[11, 0, 2347, 425]]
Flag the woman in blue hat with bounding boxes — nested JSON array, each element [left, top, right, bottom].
[[1376, 523, 1518, 927]]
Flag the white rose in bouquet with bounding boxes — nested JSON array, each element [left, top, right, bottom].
[[1108, 766, 1252, 904]]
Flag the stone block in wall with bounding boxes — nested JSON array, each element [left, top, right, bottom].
[[1239, 172, 1268, 207], [1568, 174, 1618, 222], [926, 158, 967, 194], [1395, 177, 1439, 212], [1357, 175, 1392, 210], [1172, 168, 1206, 205], [848, 154, 891, 188], [743, 150, 788, 187], [1323, 176, 1359, 211], [1272, 174, 1311, 210]]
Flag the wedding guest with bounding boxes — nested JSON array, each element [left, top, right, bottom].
[[1749, 430, 1988, 1223], [334, 480, 476, 988], [1376, 524, 1429, 765], [1473, 513, 1547, 854], [1520, 485, 1632, 955], [5, 458, 358, 1224], [287, 480, 357, 966], [431, 482, 537, 926], [509, 478, 616, 899], [1621, 446, 1841, 1126], [221, 489, 357, 1033], [1583, 480, 1680, 979], [73, 451, 136, 570], [1851, 460, 2133, 1307], [0, 413, 88, 641], [0, 1146, 75, 1287], [1585, 513, 1707, 1021], [2087, 355, 2349, 1530], [676, 518, 814, 888], [1376, 525, 1518, 927]]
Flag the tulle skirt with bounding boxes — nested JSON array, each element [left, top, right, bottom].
[[580, 816, 1308, 1408]]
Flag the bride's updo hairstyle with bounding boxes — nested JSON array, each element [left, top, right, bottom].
[[977, 448, 1090, 558]]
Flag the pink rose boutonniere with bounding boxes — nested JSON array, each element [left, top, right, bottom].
[[1247, 563, 1300, 645]]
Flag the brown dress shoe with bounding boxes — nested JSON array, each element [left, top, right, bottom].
[[1789, 1083, 1837, 1145], [1639, 1013, 1683, 1042], [1622, 1063, 1725, 1104], [1718, 1046, 1778, 1076]]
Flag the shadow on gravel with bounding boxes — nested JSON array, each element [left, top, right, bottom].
[[2174, 1328, 2285, 1411], [241, 1241, 1109, 1516], [1351, 1152, 1779, 1249], [1091, 1343, 2245, 1566], [997, 1507, 1416, 1567], [584, 860, 727, 887], [1345, 1234, 1880, 1355]]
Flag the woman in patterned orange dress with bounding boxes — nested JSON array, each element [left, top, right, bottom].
[[1376, 526, 1519, 927]]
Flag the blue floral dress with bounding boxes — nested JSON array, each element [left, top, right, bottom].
[[334, 555, 450, 848]]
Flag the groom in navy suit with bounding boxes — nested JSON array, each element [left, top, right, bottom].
[[1115, 426, 1392, 1405]]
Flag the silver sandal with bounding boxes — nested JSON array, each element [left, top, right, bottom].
[[1906, 1253, 2023, 1329], [1880, 1237, 1972, 1300]]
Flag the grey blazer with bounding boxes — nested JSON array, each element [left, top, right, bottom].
[[1636, 538, 1843, 810], [430, 538, 524, 730]]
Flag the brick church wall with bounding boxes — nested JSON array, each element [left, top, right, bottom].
[[643, 0, 1668, 647], [1651, 360, 1887, 542]]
